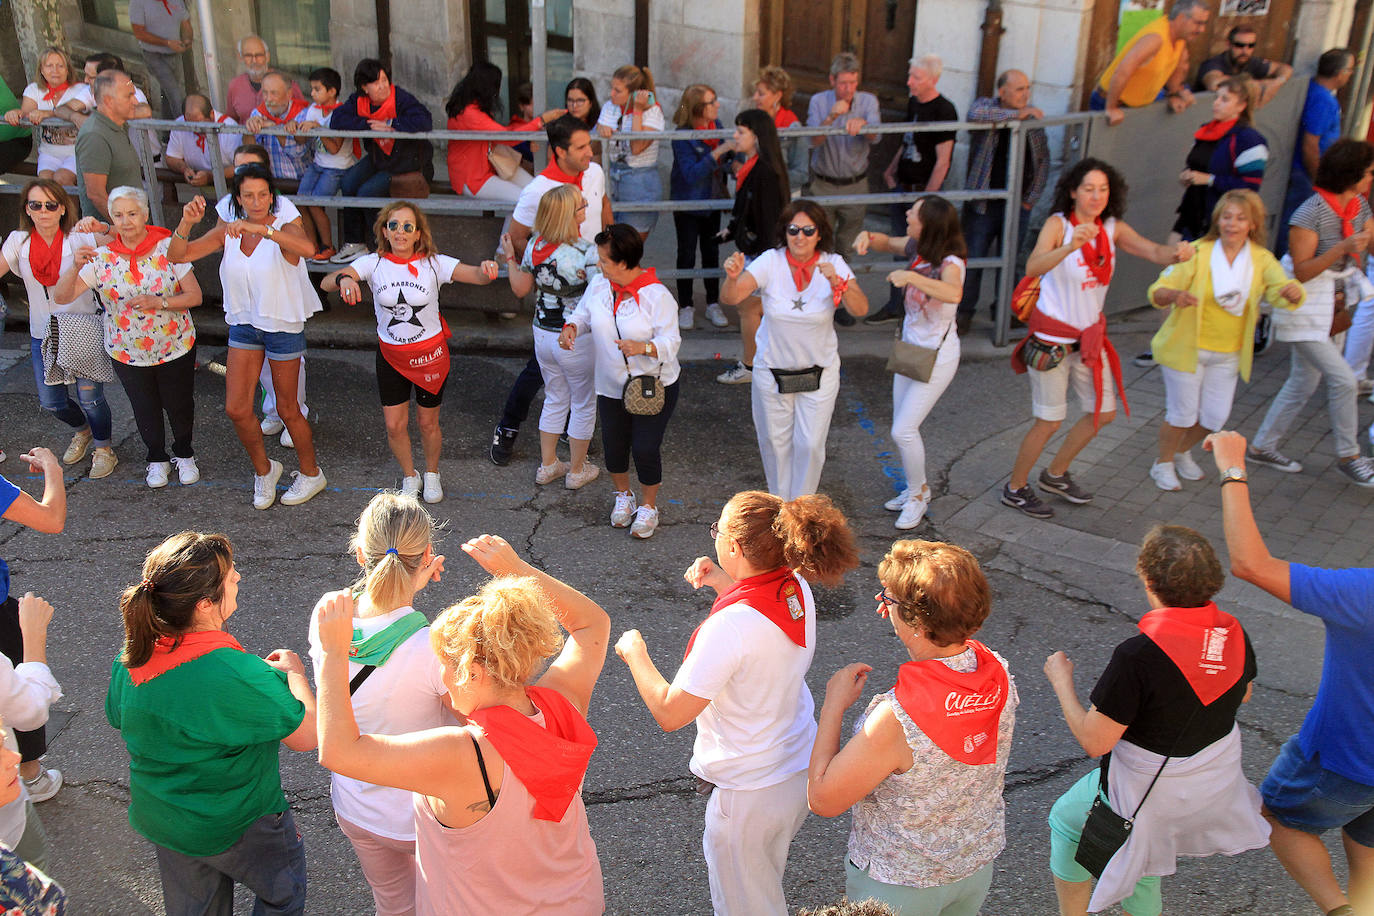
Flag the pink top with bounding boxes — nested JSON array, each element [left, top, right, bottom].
[[413, 715, 604, 915], [224, 73, 306, 126]]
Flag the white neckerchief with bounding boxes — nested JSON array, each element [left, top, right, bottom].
[[1210, 240, 1252, 317]]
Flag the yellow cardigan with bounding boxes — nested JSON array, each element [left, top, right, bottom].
[[1146, 240, 1303, 381]]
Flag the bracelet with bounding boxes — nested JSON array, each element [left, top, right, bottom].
[[173, 230, 188, 241]]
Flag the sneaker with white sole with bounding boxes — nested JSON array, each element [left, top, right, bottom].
[[89, 447, 118, 479], [1038, 468, 1093, 504], [1173, 450, 1205, 480], [884, 488, 910, 512], [330, 242, 369, 263], [63, 429, 93, 465], [1001, 482, 1054, 519], [716, 361, 752, 384], [281, 468, 327, 505], [260, 416, 285, 436], [423, 472, 443, 504], [171, 456, 200, 485], [146, 461, 171, 489], [564, 463, 600, 490], [253, 459, 285, 509], [1133, 351, 1156, 368], [23, 768, 62, 803], [704, 302, 729, 328], [678, 307, 695, 330], [895, 489, 930, 529], [1150, 461, 1182, 491], [1335, 456, 1374, 488], [630, 505, 660, 538], [1247, 445, 1303, 473], [536, 459, 569, 485], [400, 474, 421, 497], [281, 426, 295, 449], [611, 490, 637, 527]]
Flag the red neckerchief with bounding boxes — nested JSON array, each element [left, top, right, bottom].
[[785, 249, 820, 291], [609, 268, 660, 314], [378, 323, 451, 395], [41, 81, 69, 104], [1137, 602, 1246, 706], [531, 236, 561, 266], [774, 108, 799, 129], [1011, 309, 1130, 428], [27, 229, 64, 287], [382, 251, 425, 278], [893, 640, 1009, 765], [255, 97, 308, 127], [357, 87, 398, 156], [692, 118, 720, 150], [1067, 212, 1113, 286], [736, 154, 759, 188], [466, 685, 598, 822], [194, 112, 230, 153], [128, 630, 244, 685], [1193, 118, 1237, 142], [684, 567, 806, 659], [539, 160, 585, 189], [1317, 189, 1361, 239], [107, 226, 172, 284], [313, 100, 362, 159]]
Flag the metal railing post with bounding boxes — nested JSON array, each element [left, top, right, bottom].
[[136, 123, 165, 227], [207, 129, 227, 202], [993, 122, 1026, 348]]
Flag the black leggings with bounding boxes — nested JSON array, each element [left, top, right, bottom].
[[497, 356, 544, 430], [0, 598, 45, 763], [597, 381, 679, 486], [111, 347, 196, 463], [673, 211, 721, 305]]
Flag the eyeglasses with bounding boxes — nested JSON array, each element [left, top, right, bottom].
[[26, 200, 61, 212], [877, 587, 901, 615], [386, 220, 416, 232], [1231, 41, 1256, 49], [704, 97, 719, 105], [786, 224, 818, 237]]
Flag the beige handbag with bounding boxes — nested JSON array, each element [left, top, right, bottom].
[[488, 143, 524, 181]]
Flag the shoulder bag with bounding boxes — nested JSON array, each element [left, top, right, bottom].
[[886, 320, 951, 383], [43, 313, 115, 385], [613, 308, 665, 415], [489, 143, 524, 181]]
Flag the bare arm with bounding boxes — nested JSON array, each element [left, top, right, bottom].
[[450, 259, 498, 286], [509, 221, 534, 260], [1044, 652, 1127, 757], [1116, 220, 1192, 266], [1203, 431, 1292, 602], [719, 252, 759, 306], [1289, 224, 1370, 283], [83, 173, 111, 221], [1104, 34, 1163, 114], [854, 231, 909, 257], [1, 449, 66, 533], [887, 259, 963, 304], [614, 631, 710, 732], [52, 261, 92, 306], [926, 139, 953, 193], [808, 666, 913, 817]]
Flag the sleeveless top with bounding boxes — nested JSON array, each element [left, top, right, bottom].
[[1036, 215, 1117, 344], [220, 211, 322, 332], [1098, 18, 1185, 107]]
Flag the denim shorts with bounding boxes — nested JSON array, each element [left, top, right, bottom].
[[298, 162, 346, 198], [609, 162, 662, 234], [227, 323, 307, 361], [1262, 736, 1374, 847]]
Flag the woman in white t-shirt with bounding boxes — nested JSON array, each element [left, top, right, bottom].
[[856, 196, 967, 531], [597, 65, 665, 240], [324, 202, 499, 503], [616, 489, 860, 916], [722, 200, 867, 501], [307, 491, 454, 916], [2, 48, 78, 184]]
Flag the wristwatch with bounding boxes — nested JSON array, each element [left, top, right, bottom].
[[265, 225, 275, 239], [1219, 466, 1248, 486]]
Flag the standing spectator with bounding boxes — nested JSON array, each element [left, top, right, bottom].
[[2, 48, 78, 186], [329, 60, 434, 264], [245, 72, 310, 182], [74, 71, 144, 220], [1195, 25, 1293, 107], [1091, 0, 1208, 125], [128, 0, 192, 120], [807, 53, 880, 266], [1278, 48, 1355, 256], [615, 490, 859, 915], [956, 69, 1051, 336], [670, 84, 732, 330], [597, 65, 666, 242], [1172, 76, 1268, 243], [1205, 429, 1374, 916], [164, 93, 240, 188], [444, 61, 561, 202], [869, 56, 957, 327], [223, 36, 305, 127], [0, 77, 33, 175], [294, 67, 355, 261], [753, 67, 807, 193], [563, 77, 601, 158]]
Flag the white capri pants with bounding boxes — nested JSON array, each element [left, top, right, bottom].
[[703, 770, 809, 916], [751, 362, 841, 501], [891, 335, 960, 495], [1161, 348, 1240, 429], [1028, 346, 1117, 422], [465, 169, 534, 202], [36, 147, 77, 175], [534, 325, 597, 440]]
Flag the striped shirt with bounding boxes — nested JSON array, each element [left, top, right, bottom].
[[1291, 193, 1373, 273]]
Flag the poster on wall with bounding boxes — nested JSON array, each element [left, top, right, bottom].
[[1117, 0, 1165, 53], [1220, 0, 1271, 13]]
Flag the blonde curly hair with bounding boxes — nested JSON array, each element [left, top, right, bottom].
[[430, 576, 563, 691]]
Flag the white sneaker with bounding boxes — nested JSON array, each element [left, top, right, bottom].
[[1173, 450, 1205, 481], [704, 302, 729, 328], [22, 768, 61, 803], [1150, 460, 1182, 491], [330, 242, 369, 263], [611, 490, 637, 527], [253, 459, 284, 509], [565, 463, 600, 490], [281, 426, 295, 449], [630, 505, 659, 539], [423, 472, 443, 504], [678, 307, 695, 330], [716, 361, 752, 384], [260, 416, 285, 436], [536, 459, 569, 485], [145, 461, 171, 489], [171, 456, 200, 485], [281, 468, 327, 506], [895, 492, 929, 530], [400, 474, 421, 497], [884, 488, 910, 512]]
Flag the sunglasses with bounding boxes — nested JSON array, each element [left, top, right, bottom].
[[26, 200, 61, 212], [1231, 41, 1256, 48], [786, 224, 818, 237], [709, 520, 721, 539], [386, 220, 417, 232]]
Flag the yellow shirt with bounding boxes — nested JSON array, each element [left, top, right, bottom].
[[1197, 300, 1245, 353], [1098, 17, 1184, 107]]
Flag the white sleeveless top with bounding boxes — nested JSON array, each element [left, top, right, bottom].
[[1037, 215, 1117, 344], [220, 212, 321, 332]]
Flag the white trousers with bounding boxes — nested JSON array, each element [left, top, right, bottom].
[[751, 363, 841, 501], [703, 770, 809, 916], [1161, 348, 1240, 430], [1344, 294, 1374, 379], [891, 336, 960, 494], [464, 169, 534, 202], [533, 326, 597, 439], [260, 358, 308, 421]]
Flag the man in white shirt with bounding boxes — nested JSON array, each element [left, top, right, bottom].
[[164, 93, 241, 187]]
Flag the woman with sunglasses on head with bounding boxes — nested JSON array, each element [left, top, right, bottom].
[[169, 165, 326, 510], [722, 200, 867, 500], [324, 203, 498, 501], [617, 489, 858, 915], [0, 179, 118, 478], [855, 196, 964, 530], [808, 540, 1016, 916], [597, 64, 666, 242]]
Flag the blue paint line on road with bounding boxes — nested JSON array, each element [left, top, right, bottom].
[[838, 368, 906, 494]]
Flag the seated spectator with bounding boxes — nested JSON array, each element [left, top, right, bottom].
[[444, 61, 561, 202], [0, 77, 33, 176], [164, 93, 240, 187], [294, 66, 356, 261], [245, 71, 310, 181], [1092, 0, 1208, 125], [597, 64, 666, 241], [510, 81, 537, 165], [0, 721, 65, 913], [1195, 25, 1293, 107], [58, 54, 153, 128], [224, 35, 304, 126], [2, 47, 79, 186]]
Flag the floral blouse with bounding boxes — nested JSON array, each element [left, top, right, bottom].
[[0, 844, 65, 915], [78, 237, 196, 367]]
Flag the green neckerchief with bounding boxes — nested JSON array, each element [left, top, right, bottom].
[[350, 611, 427, 666]]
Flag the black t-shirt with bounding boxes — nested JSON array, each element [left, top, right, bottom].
[[988, 128, 1035, 192], [1089, 630, 1257, 757], [898, 94, 958, 189], [1194, 53, 1272, 91]]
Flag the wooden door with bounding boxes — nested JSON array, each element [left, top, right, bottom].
[[761, 0, 915, 111]]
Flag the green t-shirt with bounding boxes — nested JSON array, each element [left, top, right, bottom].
[[0, 80, 30, 143], [75, 111, 143, 218], [105, 648, 305, 857]]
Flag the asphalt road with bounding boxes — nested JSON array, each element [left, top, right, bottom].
[[0, 341, 1345, 914]]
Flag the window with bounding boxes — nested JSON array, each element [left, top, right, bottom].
[[79, 0, 131, 31], [471, 0, 575, 116], [255, 0, 331, 77]]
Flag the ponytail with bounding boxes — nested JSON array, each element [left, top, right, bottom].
[[613, 64, 656, 95], [350, 492, 437, 613], [723, 491, 859, 587], [119, 532, 234, 668]]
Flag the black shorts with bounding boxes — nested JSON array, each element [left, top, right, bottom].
[[375, 348, 447, 409]]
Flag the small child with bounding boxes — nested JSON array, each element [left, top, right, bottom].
[[295, 67, 357, 261], [509, 81, 536, 165]]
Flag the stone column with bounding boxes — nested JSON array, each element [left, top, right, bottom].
[[9, 0, 66, 78]]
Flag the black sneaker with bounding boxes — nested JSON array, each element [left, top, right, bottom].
[[835, 309, 856, 327], [1254, 313, 1273, 355], [1133, 351, 1155, 368], [863, 305, 902, 325], [1001, 483, 1054, 519], [489, 425, 518, 466], [1038, 468, 1093, 504]]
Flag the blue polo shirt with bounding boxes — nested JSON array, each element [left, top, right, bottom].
[[1292, 82, 1341, 181], [1290, 563, 1374, 785], [0, 476, 20, 605]]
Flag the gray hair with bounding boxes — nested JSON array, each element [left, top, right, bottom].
[[830, 53, 861, 79], [93, 70, 127, 105], [107, 186, 150, 218], [1168, 0, 1206, 20], [236, 34, 267, 56], [996, 69, 1028, 89], [909, 54, 943, 81]]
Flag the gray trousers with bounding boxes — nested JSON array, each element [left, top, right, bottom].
[[808, 174, 868, 259], [142, 51, 186, 121], [1253, 338, 1360, 458]]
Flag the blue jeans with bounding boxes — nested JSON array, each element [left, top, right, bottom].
[[29, 336, 113, 445], [297, 162, 347, 197], [959, 201, 1033, 318], [609, 162, 662, 235], [340, 158, 392, 245], [154, 809, 307, 916]]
